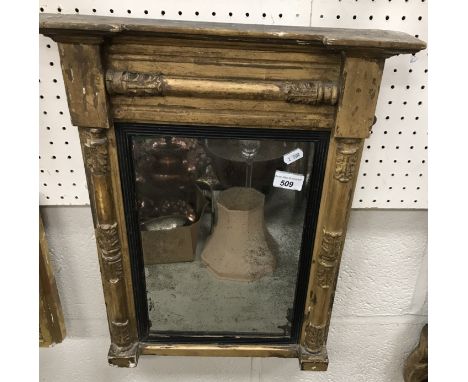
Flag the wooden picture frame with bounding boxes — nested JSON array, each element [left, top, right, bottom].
[[40, 214, 66, 347], [39, 14, 425, 369], [404, 324, 428, 382]]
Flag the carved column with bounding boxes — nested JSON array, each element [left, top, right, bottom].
[[300, 137, 363, 370], [80, 128, 139, 367], [51, 36, 139, 366], [299, 56, 384, 370]]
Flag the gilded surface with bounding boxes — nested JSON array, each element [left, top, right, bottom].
[[316, 265, 335, 289], [318, 230, 343, 264], [316, 230, 343, 288], [404, 324, 428, 382], [105, 69, 338, 106], [38, 13, 427, 368], [106, 70, 166, 96], [304, 323, 326, 353], [96, 223, 124, 282], [39, 215, 66, 346], [111, 319, 131, 348], [83, 129, 109, 175], [334, 139, 361, 183], [282, 81, 338, 105], [80, 125, 136, 359]]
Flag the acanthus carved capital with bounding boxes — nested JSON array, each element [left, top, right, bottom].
[[334, 139, 361, 183], [106, 70, 166, 96], [96, 223, 123, 283], [282, 81, 338, 105], [83, 128, 109, 175]]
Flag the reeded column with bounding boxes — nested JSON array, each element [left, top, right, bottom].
[[80, 127, 139, 367], [53, 36, 139, 367], [299, 56, 384, 370]]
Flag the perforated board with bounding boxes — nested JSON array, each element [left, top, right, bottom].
[[39, 0, 428, 208]]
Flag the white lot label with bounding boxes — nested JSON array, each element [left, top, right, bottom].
[[283, 148, 304, 164], [273, 170, 305, 191]]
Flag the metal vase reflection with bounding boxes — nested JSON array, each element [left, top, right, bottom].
[[140, 185, 208, 265], [133, 136, 210, 265]]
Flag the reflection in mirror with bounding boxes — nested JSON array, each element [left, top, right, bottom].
[[130, 132, 317, 338]]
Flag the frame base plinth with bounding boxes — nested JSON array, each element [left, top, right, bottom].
[[299, 346, 329, 371], [108, 342, 140, 368]]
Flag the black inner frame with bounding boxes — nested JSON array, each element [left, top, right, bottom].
[[115, 123, 329, 345]]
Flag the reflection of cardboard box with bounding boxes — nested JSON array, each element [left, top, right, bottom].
[[140, 187, 208, 265], [141, 220, 201, 264]]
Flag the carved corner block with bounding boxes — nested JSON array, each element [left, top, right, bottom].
[[334, 57, 385, 139], [299, 346, 329, 371], [56, 43, 109, 129], [108, 342, 140, 368]]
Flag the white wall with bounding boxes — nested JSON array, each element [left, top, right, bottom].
[[39, 207, 427, 382]]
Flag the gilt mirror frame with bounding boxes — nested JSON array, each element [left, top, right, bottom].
[[39, 13, 425, 370]]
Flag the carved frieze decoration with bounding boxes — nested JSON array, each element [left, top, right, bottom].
[[334, 139, 361, 183], [106, 70, 166, 96], [96, 223, 124, 283], [281, 81, 338, 105], [83, 128, 109, 175], [105, 69, 338, 106]]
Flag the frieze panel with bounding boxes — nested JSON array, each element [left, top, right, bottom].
[[105, 69, 338, 106]]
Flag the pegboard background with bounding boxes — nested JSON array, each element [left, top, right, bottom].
[[39, 0, 428, 208]]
